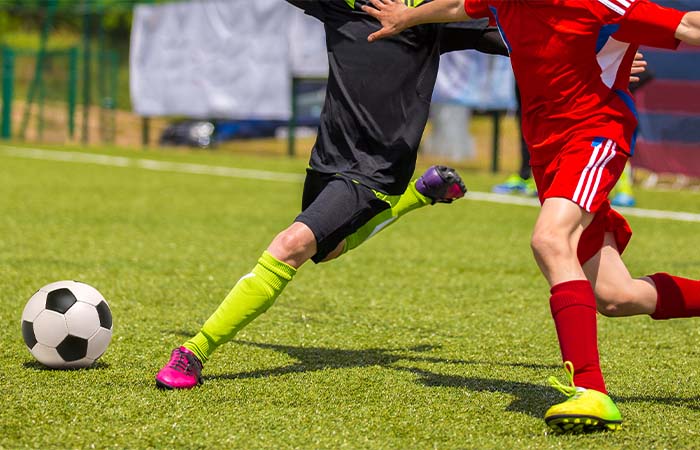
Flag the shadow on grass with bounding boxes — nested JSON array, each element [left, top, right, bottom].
[[396, 366, 551, 418], [22, 360, 111, 371], [205, 340, 559, 418], [618, 394, 700, 411], [398, 370, 700, 415], [210, 340, 559, 377], [205, 340, 700, 415], [167, 329, 198, 338]]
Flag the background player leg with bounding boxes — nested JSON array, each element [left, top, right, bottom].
[[610, 164, 636, 207], [492, 84, 536, 197]]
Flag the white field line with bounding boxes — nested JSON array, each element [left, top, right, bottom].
[[3, 145, 700, 223], [0, 145, 305, 183], [467, 192, 700, 223]]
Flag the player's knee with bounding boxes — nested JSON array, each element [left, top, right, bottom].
[[268, 223, 317, 266], [594, 282, 635, 317], [272, 231, 300, 256], [530, 227, 568, 262]]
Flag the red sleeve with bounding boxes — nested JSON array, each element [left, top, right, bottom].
[[613, 0, 685, 49], [464, 0, 493, 20]]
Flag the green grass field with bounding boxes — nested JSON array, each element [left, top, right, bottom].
[[2, 143, 700, 449]]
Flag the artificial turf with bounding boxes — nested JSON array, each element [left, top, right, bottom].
[[2, 143, 700, 449]]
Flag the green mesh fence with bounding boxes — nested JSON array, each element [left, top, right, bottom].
[[0, 0, 127, 145], [1, 45, 118, 144]]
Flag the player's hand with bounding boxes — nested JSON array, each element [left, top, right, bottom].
[[363, 0, 411, 42], [629, 52, 647, 83]]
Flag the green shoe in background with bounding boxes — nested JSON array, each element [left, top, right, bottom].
[[492, 174, 537, 196], [523, 176, 537, 197], [611, 163, 636, 207]]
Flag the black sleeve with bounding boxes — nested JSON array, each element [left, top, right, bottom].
[[285, 0, 325, 20], [440, 25, 509, 57], [629, 70, 655, 94]]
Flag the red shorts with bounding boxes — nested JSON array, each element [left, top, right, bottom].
[[532, 136, 633, 264]]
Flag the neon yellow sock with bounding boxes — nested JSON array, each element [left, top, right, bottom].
[[183, 251, 296, 363], [343, 181, 431, 253]]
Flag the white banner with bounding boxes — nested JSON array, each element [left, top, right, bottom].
[[130, 0, 513, 119], [289, 11, 328, 78], [130, 0, 327, 119], [433, 51, 516, 110]]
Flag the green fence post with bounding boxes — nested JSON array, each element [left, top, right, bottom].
[[491, 110, 502, 173], [67, 46, 78, 139], [107, 51, 118, 143], [287, 77, 298, 157], [81, 1, 93, 145], [1, 46, 14, 139], [19, 0, 57, 140], [97, 3, 106, 143], [38, 66, 46, 140], [142, 117, 150, 147]]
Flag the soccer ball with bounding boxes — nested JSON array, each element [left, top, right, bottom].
[[21, 281, 113, 369]]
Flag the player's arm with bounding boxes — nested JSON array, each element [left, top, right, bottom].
[[285, 0, 324, 19], [613, 1, 696, 49], [675, 12, 700, 45], [285, 0, 309, 10], [440, 26, 509, 56], [363, 0, 470, 42]]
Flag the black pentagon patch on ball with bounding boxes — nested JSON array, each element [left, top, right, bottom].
[[46, 288, 78, 314], [56, 335, 88, 362], [96, 301, 112, 329], [22, 320, 37, 349]]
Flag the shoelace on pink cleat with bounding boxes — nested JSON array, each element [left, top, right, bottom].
[[166, 348, 200, 375]]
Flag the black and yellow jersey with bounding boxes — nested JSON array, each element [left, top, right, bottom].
[[287, 0, 504, 195]]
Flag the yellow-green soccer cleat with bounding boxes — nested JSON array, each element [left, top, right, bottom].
[[544, 361, 623, 434]]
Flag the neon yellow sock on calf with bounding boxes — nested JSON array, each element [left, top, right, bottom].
[[343, 181, 431, 253], [183, 251, 296, 363]]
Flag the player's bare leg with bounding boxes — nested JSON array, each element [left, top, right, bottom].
[[531, 198, 591, 286], [583, 232, 657, 317], [267, 222, 318, 268], [531, 198, 622, 433], [585, 232, 700, 320]]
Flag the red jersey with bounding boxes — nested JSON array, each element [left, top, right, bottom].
[[464, 0, 685, 165]]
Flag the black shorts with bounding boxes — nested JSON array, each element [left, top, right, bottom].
[[295, 170, 391, 263]]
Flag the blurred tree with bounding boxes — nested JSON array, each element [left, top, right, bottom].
[[0, 0, 161, 38]]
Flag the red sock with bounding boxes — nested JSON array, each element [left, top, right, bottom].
[[549, 280, 607, 394], [649, 273, 700, 320]]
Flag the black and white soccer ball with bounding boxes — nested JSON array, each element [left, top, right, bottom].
[[21, 281, 113, 369]]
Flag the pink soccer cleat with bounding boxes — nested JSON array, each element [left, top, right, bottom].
[[155, 346, 203, 389]]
